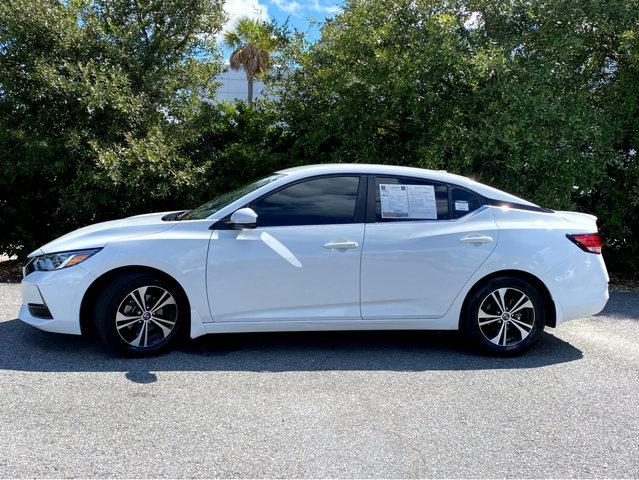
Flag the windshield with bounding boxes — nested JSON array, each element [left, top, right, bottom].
[[181, 174, 283, 220]]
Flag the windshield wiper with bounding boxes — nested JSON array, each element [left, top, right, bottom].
[[161, 210, 191, 221]]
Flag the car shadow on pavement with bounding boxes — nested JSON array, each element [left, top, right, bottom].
[[597, 290, 639, 320], [0, 317, 583, 379]]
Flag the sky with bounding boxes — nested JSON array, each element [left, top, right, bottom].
[[222, 0, 343, 44]]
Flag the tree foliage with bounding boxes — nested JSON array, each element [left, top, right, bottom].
[[224, 17, 286, 103], [0, 0, 637, 276], [0, 0, 225, 255], [274, 0, 639, 275]]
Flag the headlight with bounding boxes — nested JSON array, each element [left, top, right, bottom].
[[26, 248, 101, 273]]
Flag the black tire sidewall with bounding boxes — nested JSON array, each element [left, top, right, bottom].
[[463, 276, 546, 355], [94, 272, 186, 356]]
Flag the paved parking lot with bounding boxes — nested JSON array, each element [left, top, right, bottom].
[[0, 283, 637, 478]]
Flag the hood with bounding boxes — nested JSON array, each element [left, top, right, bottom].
[[29, 211, 181, 256]]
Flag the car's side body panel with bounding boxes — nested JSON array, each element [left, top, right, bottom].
[[360, 207, 499, 319], [20, 219, 215, 335], [83, 220, 214, 322], [206, 224, 365, 322], [461, 207, 609, 326]]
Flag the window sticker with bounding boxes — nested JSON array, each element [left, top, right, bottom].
[[380, 184, 409, 218], [406, 184, 438, 219], [379, 184, 438, 219], [454, 200, 469, 212]]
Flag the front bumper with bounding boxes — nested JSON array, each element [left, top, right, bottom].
[[18, 266, 94, 335]]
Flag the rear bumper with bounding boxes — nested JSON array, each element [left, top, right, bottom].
[[542, 252, 609, 325], [18, 267, 93, 335]]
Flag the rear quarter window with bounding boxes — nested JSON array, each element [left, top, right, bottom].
[[451, 187, 482, 218]]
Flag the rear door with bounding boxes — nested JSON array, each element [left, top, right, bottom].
[[360, 176, 498, 319]]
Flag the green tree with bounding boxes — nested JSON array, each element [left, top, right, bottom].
[[0, 0, 225, 257], [275, 0, 639, 274], [223, 17, 282, 104]]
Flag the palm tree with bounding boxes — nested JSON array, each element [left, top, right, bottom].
[[222, 17, 279, 104]]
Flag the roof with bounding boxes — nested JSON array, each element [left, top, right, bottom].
[[277, 164, 537, 207], [279, 163, 455, 178]]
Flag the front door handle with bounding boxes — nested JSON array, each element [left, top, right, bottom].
[[459, 235, 493, 245], [323, 241, 359, 250]]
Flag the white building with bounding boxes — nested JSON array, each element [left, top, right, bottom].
[[215, 68, 268, 102]]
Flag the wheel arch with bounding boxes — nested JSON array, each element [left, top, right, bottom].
[[80, 265, 191, 337], [460, 269, 556, 329]]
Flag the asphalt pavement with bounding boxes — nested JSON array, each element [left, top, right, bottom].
[[0, 283, 637, 478]]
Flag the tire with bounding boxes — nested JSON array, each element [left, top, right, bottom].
[[93, 271, 187, 356], [462, 276, 546, 356]]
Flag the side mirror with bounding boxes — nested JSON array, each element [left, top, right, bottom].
[[230, 207, 258, 229]]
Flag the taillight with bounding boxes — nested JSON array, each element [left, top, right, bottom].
[[566, 233, 602, 254]]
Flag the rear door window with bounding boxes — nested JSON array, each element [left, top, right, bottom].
[[373, 177, 449, 221]]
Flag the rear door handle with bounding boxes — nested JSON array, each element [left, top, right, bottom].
[[323, 241, 359, 250], [459, 235, 493, 245]]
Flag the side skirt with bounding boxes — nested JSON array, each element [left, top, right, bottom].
[[194, 318, 457, 338]]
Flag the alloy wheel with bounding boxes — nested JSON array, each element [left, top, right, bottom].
[[477, 287, 536, 347], [115, 286, 178, 348]]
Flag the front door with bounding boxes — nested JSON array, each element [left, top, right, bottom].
[[207, 175, 366, 322]]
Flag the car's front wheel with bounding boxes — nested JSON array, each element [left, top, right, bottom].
[[462, 276, 546, 355], [93, 272, 187, 356]]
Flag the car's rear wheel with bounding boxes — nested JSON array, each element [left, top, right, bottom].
[[93, 272, 187, 356], [462, 276, 546, 355]]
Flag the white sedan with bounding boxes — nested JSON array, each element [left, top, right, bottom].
[[20, 164, 609, 356]]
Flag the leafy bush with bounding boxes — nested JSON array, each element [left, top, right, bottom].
[[274, 0, 639, 276], [0, 0, 225, 256], [0, 0, 637, 278]]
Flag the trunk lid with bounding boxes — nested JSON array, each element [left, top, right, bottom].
[[555, 210, 598, 231]]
